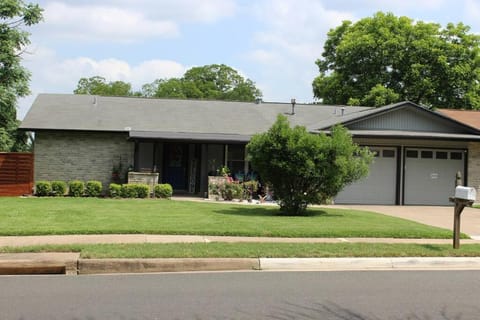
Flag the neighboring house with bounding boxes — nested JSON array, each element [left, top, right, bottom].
[[438, 109, 480, 130], [19, 94, 480, 205]]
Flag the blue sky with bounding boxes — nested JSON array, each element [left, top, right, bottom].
[[18, 0, 480, 119]]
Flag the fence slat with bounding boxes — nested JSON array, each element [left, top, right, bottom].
[[0, 153, 34, 196]]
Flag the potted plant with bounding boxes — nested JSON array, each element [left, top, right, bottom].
[[112, 162, 123, 183]]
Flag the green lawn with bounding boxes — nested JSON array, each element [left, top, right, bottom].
[[2, 242, 480, 258], [0, 197, 458, 238]]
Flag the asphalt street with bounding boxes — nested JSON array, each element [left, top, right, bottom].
[[1, 270, 480, 319]]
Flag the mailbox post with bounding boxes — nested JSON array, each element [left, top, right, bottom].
[[449, 186, 476, 249]]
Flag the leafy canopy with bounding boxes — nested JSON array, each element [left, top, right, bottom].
[[74, 64, 262, 102], [143, 64, 262, 101], [0, 0, 43, 151], [73, 76, 134, 96], [247, 115, 373, 215], [313, 12, 480, 109]]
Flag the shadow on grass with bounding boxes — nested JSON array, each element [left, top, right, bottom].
[[213, 206, 334, 217], [419, 244, 444, 252]]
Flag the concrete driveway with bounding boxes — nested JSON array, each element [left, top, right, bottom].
[[337, 205, 480, 238]]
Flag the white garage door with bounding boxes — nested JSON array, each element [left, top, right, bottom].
[[404, 148, 465, 205], [335, 148, 397, 205]]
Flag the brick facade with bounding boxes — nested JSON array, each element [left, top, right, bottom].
[[468, 142, 480, 202], [34, 131, 134, 191]]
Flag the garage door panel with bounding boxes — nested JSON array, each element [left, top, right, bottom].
[[335, 148, 397, 205], [404, 149, 464, 205]]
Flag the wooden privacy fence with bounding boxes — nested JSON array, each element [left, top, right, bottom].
[[0, 153, 34, 196]]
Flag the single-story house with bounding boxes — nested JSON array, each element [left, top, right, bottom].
[[19, 93, 480, 205]]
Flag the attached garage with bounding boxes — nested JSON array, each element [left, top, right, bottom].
[[335, 147, 397, 205], [323, 101, 480, 205], [403, 148, 465, 205]]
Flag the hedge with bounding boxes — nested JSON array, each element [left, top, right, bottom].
[[155, 184, 173, 199]]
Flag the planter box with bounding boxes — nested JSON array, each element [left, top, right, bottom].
[[128, 172, 159, 194], [208, 176, 227, 200]]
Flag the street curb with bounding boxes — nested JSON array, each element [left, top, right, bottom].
[[259, 257, 480, 271], [0, 253, 80, 275], [78, 258, 260, 274], [3, 257, 480, 275]]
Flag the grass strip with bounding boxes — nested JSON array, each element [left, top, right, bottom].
[[0, 198, 460, 238], [2, 243, 480, 259]]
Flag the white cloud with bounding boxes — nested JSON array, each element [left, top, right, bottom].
[[245, 0, 354, 103], [51, 0, 238, 23], [251, 0, 354, 62], [41, 2, 178, 43], [36, 0, 238, 43], [17, 46, 187, 119]]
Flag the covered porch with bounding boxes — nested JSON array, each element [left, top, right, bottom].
[[130, 132, 252, 195]]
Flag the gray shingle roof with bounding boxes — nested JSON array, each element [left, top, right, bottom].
[[19, 94, 372, 135], [20, 94, 480, 141]]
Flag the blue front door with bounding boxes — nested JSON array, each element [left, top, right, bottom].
[[163, 143, 188, 190]]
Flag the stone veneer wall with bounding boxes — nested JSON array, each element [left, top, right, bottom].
[[468, 141, 480, 202], [34, 131, 134, 191]]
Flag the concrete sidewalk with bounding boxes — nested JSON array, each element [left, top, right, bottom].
[[2, 234, 480, 247]]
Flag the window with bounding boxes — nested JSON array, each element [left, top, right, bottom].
[[382, 149, 395, 158], [436, 151, 448, 159], [421, 151, 433, 159], [137, 142, 154, 172], [207, 144, 224, 175], [406, 150, 418, 158], [227, 144, 246, 178], [450, 152, 463, 160]]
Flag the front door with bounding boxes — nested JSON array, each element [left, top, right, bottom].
[[163, 143, 188, 190]]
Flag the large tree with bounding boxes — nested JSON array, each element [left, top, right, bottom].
[[246, 115, 372, 215], [74, 76, 134, 96], [313, 12, 480, 109], [144, 64, 262, 102], [0, 0, 43, 151]]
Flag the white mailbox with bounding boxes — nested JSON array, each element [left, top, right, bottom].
[[454, 186, 477, 201]]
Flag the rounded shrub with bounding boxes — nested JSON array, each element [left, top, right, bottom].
[[155, 184, 173, 199], [85, 180, 103, 197], [35, 181, 51, 197], [121, 184, 138, 198], [221, 182, 243, 200], [68, 180, 85, 197], [135, 184, 150, 198], [51, 181, 67, 197], [109, 183, 122, 198]]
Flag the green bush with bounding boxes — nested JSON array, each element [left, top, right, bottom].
[[221, 182, 243, 201], [85, 180, 103, 197], [68, 180, 85, 197], [155, 184, 173, 199], [35, 181, 51, 197], [247, 115, 373, 215], [121, 184, 138, 198], [135, 184, 150, 198], [50, 181, 67, 197], [109, 183, 122, 198]]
